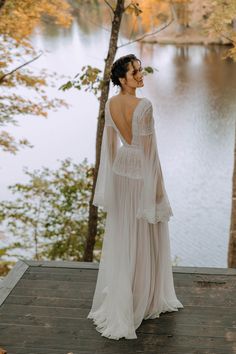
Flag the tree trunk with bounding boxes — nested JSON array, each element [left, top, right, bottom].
[[172, 2, 190, 33], [0, 0, 6, 10], [83, 0, 125, 262], [228, 122, 236, 268]]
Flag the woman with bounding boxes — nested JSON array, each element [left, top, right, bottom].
[[87, 54, 184, 340]]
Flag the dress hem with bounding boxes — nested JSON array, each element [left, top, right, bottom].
[[87, 299, 184, 340]]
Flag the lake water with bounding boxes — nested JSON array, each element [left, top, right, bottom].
[[1, 12, 235, 267]]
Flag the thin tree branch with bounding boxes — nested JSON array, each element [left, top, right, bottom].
[[128, 13, 138, 42], [104, 0, 114, 13], [0, 51, 43, 83], [118, 17, 174, 48], [124, 3, 131, 12], [217, 30, 236, 45], [79, 7, 110, 32], [169, 2, 178, 22], [212, 21, 236, 45]]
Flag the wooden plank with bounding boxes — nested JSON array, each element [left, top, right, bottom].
[[0, 313, 235, 338], [0, 329, 234, 354], [13, 278, 236, 294], [0, 259, 29, 306], [10, 287, 94, 299], [26, 266, 99, 274], [4, 292, 236, 309], [0, 303, 90, 318], [0, 326, 235, 351], [21, 270, 236, 288], [22, 271, 98, 281], [172, 266, 236, 276], [1, 309, 235, 332], [2, 345, 231, 354], [3, 295, 93, 308], [173, 274, 236, 288], [23, 269, 236, 282], [16, 278, 96, 290], [1, 302, 234, 321], [27, 261, 236, 277], [10, 282, 235, 299], [1, 347, 82, 354]]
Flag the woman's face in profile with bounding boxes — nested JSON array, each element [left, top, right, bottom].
[[124, 60, 144, 89]]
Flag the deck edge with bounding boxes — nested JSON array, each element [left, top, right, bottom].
[[24, 260, 99, 269], [22, 260, 236, 275], [172, 266, 236, 275], [0, 259, 29, 307]]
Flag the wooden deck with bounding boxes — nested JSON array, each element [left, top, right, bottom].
[[0, 260, 236, 354]]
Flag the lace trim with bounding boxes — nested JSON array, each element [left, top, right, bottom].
[[139, 121, 154, 136], [136, 204, 174, 224], [92, 193, 108, 211], [112, 168, 143, 180]]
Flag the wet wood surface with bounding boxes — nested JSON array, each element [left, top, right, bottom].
[[0, 260, 236, 354]]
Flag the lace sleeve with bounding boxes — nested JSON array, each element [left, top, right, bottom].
[[136, 102, 173, 223], [92, 109, 119, 211]]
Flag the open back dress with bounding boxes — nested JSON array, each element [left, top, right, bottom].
[[87, 96, 184, 340]]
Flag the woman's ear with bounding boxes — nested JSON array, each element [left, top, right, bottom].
[[119, 77, 126, 86]]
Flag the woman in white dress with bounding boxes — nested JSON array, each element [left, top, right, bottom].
[[87, 54, 184, 340]]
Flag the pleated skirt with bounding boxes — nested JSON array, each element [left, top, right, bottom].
[[87, 172, 184, 340]]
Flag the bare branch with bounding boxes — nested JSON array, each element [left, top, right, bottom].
[[0, 51, 43, 83], [104, 0, 114, 13], [128, 13, 138, 42], [216, 30, 236, 45], [117, 17, 174, 48], [79, 7, 110, 32], [169, 2, 178, 22]]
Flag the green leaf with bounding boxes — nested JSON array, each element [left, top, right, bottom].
[[59, 81, 73, 91]]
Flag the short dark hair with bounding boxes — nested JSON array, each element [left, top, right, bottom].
[[110, 54, 141, 87]]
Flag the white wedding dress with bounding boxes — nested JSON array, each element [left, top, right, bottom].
[[87, 96, 184, 340]]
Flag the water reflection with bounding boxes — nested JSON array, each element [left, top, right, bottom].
[[41, 0, 172, 43], [1, 4, 236, 267]]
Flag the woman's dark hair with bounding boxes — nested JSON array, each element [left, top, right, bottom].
[[110, 54, 141, 87]]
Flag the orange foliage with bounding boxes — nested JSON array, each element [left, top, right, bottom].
[[0, 0, 72, 42], [123, 0, 190, 35], [0, 0, 73, 154], [138, 0, 170, 32]]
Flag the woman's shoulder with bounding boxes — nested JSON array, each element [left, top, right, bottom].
[[106, 95, 152, 105], [139, 97, 153, 116], [140, 97, 152, 107], [105, 95, 152, 116]]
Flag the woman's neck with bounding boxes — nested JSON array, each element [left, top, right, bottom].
[[119, 88, 136, 97]]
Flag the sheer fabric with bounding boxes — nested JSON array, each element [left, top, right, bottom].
[[87, 97, 183, 340]]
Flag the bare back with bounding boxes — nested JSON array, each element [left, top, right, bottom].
[[108, 95, 143, 145]]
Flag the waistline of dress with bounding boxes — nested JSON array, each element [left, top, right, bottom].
[[112, 145, 143, 179], [119, 144, 141, 151]]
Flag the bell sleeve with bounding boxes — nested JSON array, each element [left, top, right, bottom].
[[136, 102, 174, 224], [92, 114, 119, 212]]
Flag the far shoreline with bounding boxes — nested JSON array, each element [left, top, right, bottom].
[[142, 38, 233, 46], [140, 27, 232, 47]]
